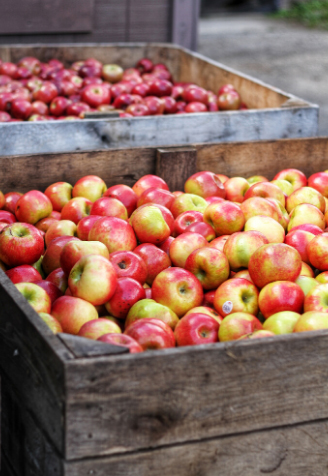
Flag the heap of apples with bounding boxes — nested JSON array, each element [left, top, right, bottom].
[[2, 168, 328, 353], [0, 56, 245, 122]]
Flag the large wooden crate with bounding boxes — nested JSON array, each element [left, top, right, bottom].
[[1, 136, 328, 475], [0, 43, 319, 156], [0, 0, 200, 50]]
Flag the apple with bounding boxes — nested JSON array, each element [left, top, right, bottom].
[[271, 179, 294, 196], [60, 240, 109, 275], [52, 295, 98, 334], [90, 197, 128, 220], [240, 197, 280, 223], [169, 232, 207, 268], [185, 246, 230, 290], [11, 99, 33, 120], [290, 223, 323, 235], [42, 236, 80, 275], [72, 175, 107, 203], [214, 278, 259, 317], [60, 197, 92, 224], [34, 280, 63, 305], [68, 255, 117, 306], [263, 311, 301, 334], [102, 64, 124, 82], [248, 243, 302, 289], [273, 168, 307, 191], [15, 190, 52, 224], [208, 235, 230, 252], [134, 243, 171, 285], [295, 275, 318, 296], [300, 261, 314, 277], [244, 213, 285, 242], [258, 281, 304, 319], [307, 233, 328, 270], [204, 201, 245, 236], [79, 58, 102, 78], [293, 311, 328, 332], [286, 187, 325, 214], [0, 111, 11, 122], [132, 174, 169, 198], [0, 223, 44, 267], [232, 269, 254, 283], [148, 79, 173, 97], [173, 210, 204, 236], [185, 221, 216, 241], [130, 205, 171, 244], [137, 187, 175, 210], [78, 318, 121, 340], [15, 282, 51, 314], [284, 229, 315, 264], [218, 312, 263, 341], [152, 268, 203, 317], [3, 192, 22, 214], [108, 250, 147, 284], [31, 100, 48, 116], [217, 90, 241, 110], [35, 217, 59, 234], [125, 298, 179, 330], [183, 85, 208, 104], [38, 312, 63, 333], [316, 272, 328, 284], [98, 333, 143, 353], [124, 318, 176, 350], [49, 96, 71, 116], [46, 267, 68, 293], [88, 216, 137, 254], [158, 236, 175, 255], [185, 102, 207, 113], [66, 102, 90, 117], [6, 264, 42, 284], [308, 172, 328, 198], [126, 103, 149, 116], [223, 230, 269, 270], [224, 177, 250, 203], [0, 62, 18, 78], [33, 82, 58, 103], [44, 219, 76, 246], [244, 182, 285, 207], [105, 277, 146, 319], [75, 215, 101, 241], [18, 57, 41, 75], [247, 175, 268, 185], [0, 210, 17, 225], [184, 171, 226, 199], [104, 184, 137, 217], [136, 58, 153, 74], [174, 313, 219, 346], [143, 96, 165, 115]]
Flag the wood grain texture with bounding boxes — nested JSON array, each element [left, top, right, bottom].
[[0, 44, 318, 155], [0, 0, 94, 35], [0, 106, 318, 156], [172, 0, 201, 50], [156, 146, 197, 191], [0, 269, 73, 455], [63, 418, 328, 476], [64, 330, 328, 459]]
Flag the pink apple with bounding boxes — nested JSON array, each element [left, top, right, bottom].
[[44, 182, 73, 211], [61, 197, 93, 224], [132, 174, 169, 198], [78, 318, 121, 340], [284, 229, 315, 264], [288, 203, 326, 232], [224, 177, 250, 203], [88, 216, 137, 254], [124, 318, 175, 350], [152, 268, 203, 317], [273, 168, 307, 190], [308, 172, 328, 198], [6, 264, 42, 284], [214, 278, 259, 317], [244, 181, 285, 207], [184, 171, 226, 199], [248, 243, 302, 288], [307, 233, 328, 271], [45, 220, 77, 247], [98, 333, 143, 353], [76, 215, 102, 241], [244, 216, 285, 244], [52, 295, 98, 334], [16, 282, 51, 314], [134, 243, 171, 285], [218, 312, 263, 341], [258, 281, 304, 319], [90, 197, 128, 220], [60, 240, 109, 276], [208, 235, 230, 252], [223, 230, 269, 270], [286, 187, 325, 214], [15, 190, 52, 224], [72, 175, 107, 203], [0, 223, 44, 267], [204, 201, 245, 236]]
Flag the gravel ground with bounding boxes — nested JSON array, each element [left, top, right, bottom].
[[198, 14, 328, 135]]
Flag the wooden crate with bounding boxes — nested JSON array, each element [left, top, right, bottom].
[[0, 43, 318, 157], [0, 0, 200, 50], [1, 136, 328, 475]]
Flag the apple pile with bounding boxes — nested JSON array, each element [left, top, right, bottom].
[[2, 168, 328, 353], [0, 56, 245, 122]]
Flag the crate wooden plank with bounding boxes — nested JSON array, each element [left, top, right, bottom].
[[0, 270, 73, 455], [172, 0, 201, 51], [0, 0, 94, 35], [0, 106, 318, 156], [58, 333, 129, 358], [64, 330, 328, 459], [128, 1, 172, 43], [156, 146, 198, 191]]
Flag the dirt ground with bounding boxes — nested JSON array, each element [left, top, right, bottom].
[[198, 14, 328, 135]]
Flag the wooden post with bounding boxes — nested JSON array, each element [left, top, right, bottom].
[[156, 146, 197, 192], [172, 0, 201, 50]]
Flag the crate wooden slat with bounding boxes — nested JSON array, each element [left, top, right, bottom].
[[0, 43, 319, 156], [1, 136, 328, 474]]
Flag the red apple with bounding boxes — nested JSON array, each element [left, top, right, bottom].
[[72, 175, 107, 203], [134, 243, 171, 285], [34, 280, 63, 304], [6, 264, 42, 284], [204, 201, 245, 236], [42, 236, 80, 275], [185, 171, 226, 199], [169, 231, 208, 268], [105, 277, 146, 319], [259, 281, 304, 319], [45, 220, 77, 247], [60, 240, 109, 276], [124, 318, 175, 350], [109, 250, 147, 284], [61, 197, 92, 224], [15, 190, 52, 224], [76, 215, 102, 241], [0, 223, 44, 267], [90, 197, 128, 220], [174, 313, 219, 346], [46, 267, 68, 293], [98, 333, 143, 353], [88, 216, 137, 254], [214, 278, 259, 317], [185, 246, 230, 290], [33, 82, 58, 103], [11, 99, 33, 120], [104, 184, 137, 217]]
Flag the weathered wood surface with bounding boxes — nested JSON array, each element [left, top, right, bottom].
[[0, 137, 327, 195], [156, 146, 197, 191], [0, 0, 176, 46], [0, 106, 319, 156], [0, 43, 318, 155], [0, 0, 94, 35], [58, 333, 129, 358], [172, 0, 201, 51], [64, 330, 328, 459], [0, 270, 73, 455]]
